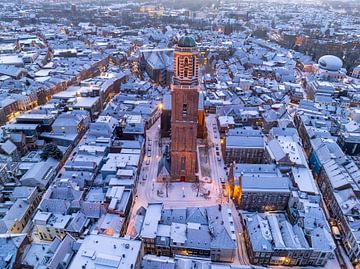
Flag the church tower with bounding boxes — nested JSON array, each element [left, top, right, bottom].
[[170, 35, 199, 182]]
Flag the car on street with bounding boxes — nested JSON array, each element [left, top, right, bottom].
[[331, 225, 341, 241], [146, 159, 150, 165]]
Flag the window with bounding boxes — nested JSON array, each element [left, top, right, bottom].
[[182, 104, 188, 117], [181, 157, 186, 171], [177, 58, 180, 76], [184, 57, 189, 78]]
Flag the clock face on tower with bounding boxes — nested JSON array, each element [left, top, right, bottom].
[[170, 36, 199, 182]]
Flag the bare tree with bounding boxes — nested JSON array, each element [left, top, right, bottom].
[[192, 181, 205, 197], [164, 177, 172, 198]]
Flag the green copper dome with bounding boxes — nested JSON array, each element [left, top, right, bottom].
[[178, 35, 196, 48]]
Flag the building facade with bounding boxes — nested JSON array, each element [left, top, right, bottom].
[[171, 36, 199, 182]]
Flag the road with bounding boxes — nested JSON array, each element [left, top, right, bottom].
[[206, 114, 250, 265], [126, 115, 250, 266]]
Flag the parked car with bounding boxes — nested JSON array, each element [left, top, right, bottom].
[[331, 225, 341, 241]]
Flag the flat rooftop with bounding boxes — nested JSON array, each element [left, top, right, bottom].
[[68, 234, 141, 269]]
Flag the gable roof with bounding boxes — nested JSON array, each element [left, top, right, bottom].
[[0, 139, 17, 155], [210, 227, 236, 250], [186, 208, 207, 225], [157, 156, 171, 178]]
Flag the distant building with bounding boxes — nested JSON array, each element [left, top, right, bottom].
[[313, 55, 346, 81], [0, 234, 29, 269], [239, 175, 291, 211], [242, 209, 336, 266], [20, 158, 58, 190], [225, 127, 265, 164], [68, 235, 142, 269], [140, 203, 236, 263], [141, 48, 174, 86], [20, 235, 76, 269], [95, 213, 126, 237], [337, 132, 360, 156], [242, 211, 335, 266], [231, 163, 290, 211], [352, 65, 360, 79], [0, 187, 41, 234]]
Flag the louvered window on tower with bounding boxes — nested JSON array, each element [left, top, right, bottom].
[[184, 57, 189, 78], [177, 58, 180, 76], [182, 104, 188, 117]]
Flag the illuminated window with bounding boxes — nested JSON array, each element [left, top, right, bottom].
[[184, 57, 189, 65]]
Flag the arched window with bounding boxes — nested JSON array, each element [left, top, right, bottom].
[[192, 56, 196, 76], [177, 57, 180, 76], [184, 57, 189, 65]]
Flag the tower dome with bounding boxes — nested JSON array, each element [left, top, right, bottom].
[[178, 35, 196, 48], [318, 55, 343, 72]]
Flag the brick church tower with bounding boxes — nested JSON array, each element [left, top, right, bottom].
[[170, 35, 199, 182]]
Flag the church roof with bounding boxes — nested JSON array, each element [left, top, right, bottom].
[[157, 155, 171, 178]]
